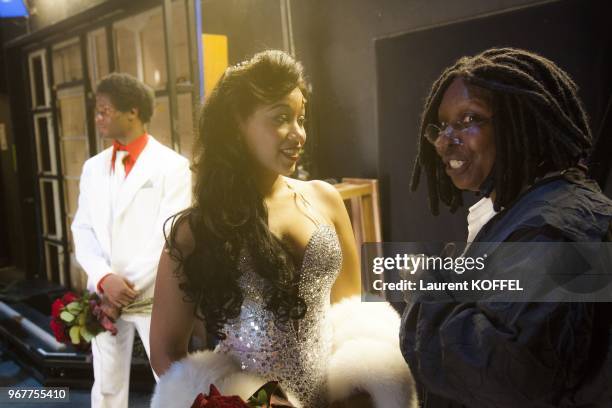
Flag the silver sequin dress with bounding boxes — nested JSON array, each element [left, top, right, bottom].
[[216, 224, 342, 407]]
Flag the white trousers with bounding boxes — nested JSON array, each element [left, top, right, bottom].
[[91, 313, 157, 408]]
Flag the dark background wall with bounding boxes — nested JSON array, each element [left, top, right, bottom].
[[0, 19, 28, 271], [0, 95, 17, 268], [201, 0, 284, 63]]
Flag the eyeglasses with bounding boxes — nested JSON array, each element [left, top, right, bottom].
[[424, 113, 492, 145]]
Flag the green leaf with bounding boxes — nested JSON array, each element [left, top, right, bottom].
[[66, 301, 82, 314], [69, 326, 80, 345], [259, 389, 268, 400], [80, 326, 94, 342], [86, 324, 102, 336], [78, 312, 86, 326], [247, 381, 293, 407], [247, 388, 270, 406], [60, 311, 75, 323], [122, 298, 153, 314]]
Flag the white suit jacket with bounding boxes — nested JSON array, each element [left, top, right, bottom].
[[72, 135, 192, 299]]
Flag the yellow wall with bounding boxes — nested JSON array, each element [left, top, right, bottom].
[[202, 34, 228, 97]]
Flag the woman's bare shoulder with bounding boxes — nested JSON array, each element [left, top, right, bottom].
[[286, 177, 344, 223], [165, 210, 197, 258]]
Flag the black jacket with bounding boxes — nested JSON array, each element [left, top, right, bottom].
[[400, 170, 612, 408]]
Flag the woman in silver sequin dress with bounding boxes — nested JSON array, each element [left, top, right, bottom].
[[149, 50, 361, 407]]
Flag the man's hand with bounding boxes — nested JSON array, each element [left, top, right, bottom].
[[100, 274, 139, 307], [101, 296, 121, 321]]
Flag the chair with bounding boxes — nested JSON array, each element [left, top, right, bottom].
[[334, 178, 382, 246]]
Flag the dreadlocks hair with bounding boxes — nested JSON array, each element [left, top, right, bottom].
[[411, 47, 592, 215]]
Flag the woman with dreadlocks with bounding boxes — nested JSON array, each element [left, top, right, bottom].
[[400, 47, 612, 407]]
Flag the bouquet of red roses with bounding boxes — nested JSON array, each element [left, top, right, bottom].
[[50, 291, 117, 349], [191, 381, 295, 408]]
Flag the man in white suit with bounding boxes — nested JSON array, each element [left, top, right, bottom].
[[71, 73, 191, 408]]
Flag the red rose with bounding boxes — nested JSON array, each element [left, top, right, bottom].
[[191, 385, 249, 408], [51, 299, 64, 318], [207, 395, 250, 408], [191, 393, 207, 408], [50, 319, 66, 342], [61, 292, 78, 304]]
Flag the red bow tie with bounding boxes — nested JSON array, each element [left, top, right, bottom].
[[113, 141, 129, 152]]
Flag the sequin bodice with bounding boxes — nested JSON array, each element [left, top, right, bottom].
[[216, 224, 341, 407]]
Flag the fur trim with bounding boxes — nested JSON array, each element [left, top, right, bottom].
[[151, 350, 301, 408], [327, 338, 416, 408], [150, 351, 245, 408], [327, 296, 417, 407], [328, 296, 401, 351]]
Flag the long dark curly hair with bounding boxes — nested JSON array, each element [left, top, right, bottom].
[[411, 47, 592, 215], [165, 50, 309, 339]]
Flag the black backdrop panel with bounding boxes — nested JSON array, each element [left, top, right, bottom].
[[376, 0, 612, 243]]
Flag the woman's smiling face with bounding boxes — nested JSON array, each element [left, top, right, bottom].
[[241, 87, 307, 177], [433, 77, 496, 192]]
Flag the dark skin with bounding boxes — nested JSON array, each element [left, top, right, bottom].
[[433, 77, 496, 193], [94, 93, 146, 310], [95, 94, 146, 145]]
